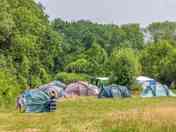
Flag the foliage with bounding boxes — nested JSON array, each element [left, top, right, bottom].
[[110, 48, 141, 86], [130, 81, 143, 91], [147, 21, 176, 43], [140, 40, 176, 85], [0, 69, 20, 106], [121, 23, 144, 49], [65, 58, 91, 73], [55, 72, 90, 84], [0, 0, 63, 106]]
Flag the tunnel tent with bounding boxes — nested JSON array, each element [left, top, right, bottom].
[[98, 84, 131, 98]]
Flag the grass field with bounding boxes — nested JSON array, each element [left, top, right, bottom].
[[0, 97, 176, 132]]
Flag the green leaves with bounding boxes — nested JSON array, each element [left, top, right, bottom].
[[0, 69, 20, 105], [110, 48, 141, 86], [65, 58, 91, 73], [140, 40, 176, 85], [0, 0, 14, 45], [55, 72, 90, 84], [0, 0, 63, 103], [147, 21, 176, 43]]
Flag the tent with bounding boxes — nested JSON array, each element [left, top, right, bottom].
[[98, 84, 131, 98], [17, 80, 65, 112], [19, 89, 50, 112], [64, 81, 99, 96], [91, 77, 109, 88], [136, 76, 176, 97], [136, 76, 154, 84], [49, 80, 66, 88], [39, 80, 65, 98]]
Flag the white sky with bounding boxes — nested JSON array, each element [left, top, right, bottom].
[[38, 0, 176, 26]]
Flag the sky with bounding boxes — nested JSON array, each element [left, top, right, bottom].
[[38, 0, 176, 26]]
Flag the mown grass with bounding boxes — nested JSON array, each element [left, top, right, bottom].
[[0, 97, 176, 132]]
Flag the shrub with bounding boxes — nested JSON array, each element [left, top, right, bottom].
[[0, 69, 20, 106], [65, 58, 91, 73], [55, 72, 90, 84], [130, 81, 143, 91]]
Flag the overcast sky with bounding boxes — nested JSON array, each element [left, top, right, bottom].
[[38, 0, 176, 26]]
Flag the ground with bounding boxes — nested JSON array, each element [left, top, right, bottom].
[[0, 97, 176, 132]]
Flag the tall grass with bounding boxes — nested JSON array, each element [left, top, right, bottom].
[[0, 97, 176, 132]]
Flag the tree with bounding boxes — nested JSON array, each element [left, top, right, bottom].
[[110, 48, 141, 86], [55, 72, 90, 84], [140, 40, 176, 85], [147, 21, 176, 43], [109, 27, 126, 52], [0, 0, 64, 106], [121, 24, 144, 50], [85, 43, 108, 65], [0, 0, 15, 49], [65, 58, 91, 73]]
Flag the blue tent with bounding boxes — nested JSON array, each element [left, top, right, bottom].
[[21, 89, 50, 112], [141, 82, 176, 97], [17, 80, 66, 113], [137, 76, 176, 97], [98, 84, 131, 98]]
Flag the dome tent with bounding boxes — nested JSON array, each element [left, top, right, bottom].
[[39, 80, 66, 98], [136, 76, 176, 97], [98, 84, 131, 98], [17, 80, 65, 113], [19, 89, 50, 112], [65, 81, 99, 96], [136, 76, 155, 84]]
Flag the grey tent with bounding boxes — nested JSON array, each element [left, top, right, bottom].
[[39, 80, 65, 98], [136, 76, 176, 97], [98, 84, 131, 98]]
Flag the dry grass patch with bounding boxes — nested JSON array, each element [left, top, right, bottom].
[[103, 104, 176, 132], [107, 105, 176, 122]]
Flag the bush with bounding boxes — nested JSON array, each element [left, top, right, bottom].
[[55, 72, 90, 84], [65, 58, 91, 73], [130, 81, 143, 91], [0, 69, 20, 107]]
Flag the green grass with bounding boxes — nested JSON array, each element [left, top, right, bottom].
[[0, 97, 176, 132]]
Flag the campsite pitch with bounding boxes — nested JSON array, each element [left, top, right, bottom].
[[0, 97, 176, 132]]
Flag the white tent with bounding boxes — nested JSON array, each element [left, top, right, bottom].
[[136, 76, 154, 82]]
